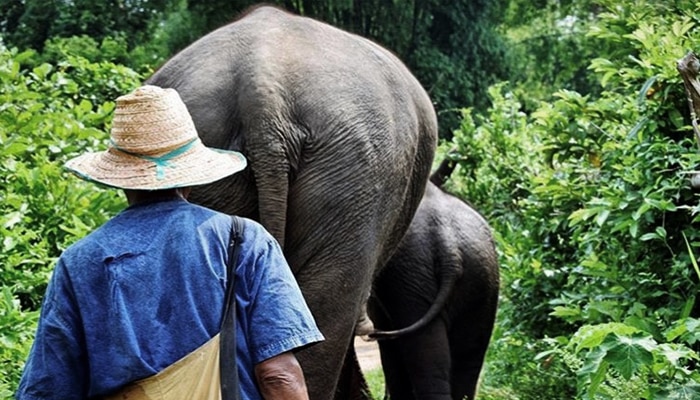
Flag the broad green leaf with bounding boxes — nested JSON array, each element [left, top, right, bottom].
[[671, 18, 695, 37], [633, 202, 651, 220], [569, 323, 641, 353], [603, 334, 656, 379], [657, 343, 698, 368], [550, 306, 581, 319], [637, 76, 657, 106], [595, 209, 610, 227], [629, 222, 639, 238], [568, 208, 595, 225], [655, 226, 667, 239], [31, 63, 53, 80], [653, 383, 700, 400], [577, 346, 609, 399], [665, 318, 700, 344], [640, 232, 659, 241], [588, 300, 622, 321]]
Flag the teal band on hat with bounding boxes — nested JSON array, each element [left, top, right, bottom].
[[110, 138, 199, 180]]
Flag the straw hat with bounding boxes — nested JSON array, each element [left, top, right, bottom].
[[65, 85, 246, 190]]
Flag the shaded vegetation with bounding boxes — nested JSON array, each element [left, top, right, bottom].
[[1, 0, 511, 135], [2, 0, 700, 398]]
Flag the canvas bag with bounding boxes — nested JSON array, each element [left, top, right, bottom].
[[103, 216, 242, 400]]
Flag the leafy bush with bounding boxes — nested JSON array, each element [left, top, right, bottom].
[[560, 320, 700, 398], [0, 287, 38, 397], [0, 44, 138, 393], [447, 0, 700, 397]]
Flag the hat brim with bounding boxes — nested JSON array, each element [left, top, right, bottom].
[[65, 144, 247, 190]]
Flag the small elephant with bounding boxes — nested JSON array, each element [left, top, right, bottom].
[[367, 165, 500, 400], [146, 5, 438, 399]]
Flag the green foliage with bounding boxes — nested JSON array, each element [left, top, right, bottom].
[[447, 0, 700, 397], [39, 35, 162, 76], [403, 0, 512, 132], [147, 0, 206, 56], [480, 315, 577, 400], [538, 321, 700, 399], [0, 0, 168, 52], [4, 1, 700, 398], [6, 0, 514, 136], [0, 287, 38, 398], [503, 0, 599, 109], [363, 368, 385, 400], [0, 44, 135, 393]]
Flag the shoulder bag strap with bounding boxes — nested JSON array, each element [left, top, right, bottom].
[[220, 216, 243, 400]]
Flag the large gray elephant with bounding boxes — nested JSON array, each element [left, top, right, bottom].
[[367, 162, 500, 400], [146, 5, 438, 400]]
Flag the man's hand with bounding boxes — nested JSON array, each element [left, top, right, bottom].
[[254, 352, 309, 400]]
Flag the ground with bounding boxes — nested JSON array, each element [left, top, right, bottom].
[[355, 337, 381, 371]]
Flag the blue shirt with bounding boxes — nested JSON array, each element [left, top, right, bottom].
[[16, 198, 324, 399]]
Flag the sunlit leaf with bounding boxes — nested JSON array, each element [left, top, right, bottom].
[[602, 334, 655, 379]]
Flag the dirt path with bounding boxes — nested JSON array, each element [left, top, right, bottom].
[[354, 337, 382, 371]]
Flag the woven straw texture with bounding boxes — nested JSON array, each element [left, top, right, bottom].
[[65, 85, 246, 190]]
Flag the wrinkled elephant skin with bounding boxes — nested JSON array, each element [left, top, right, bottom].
[[369, 182, 500, 400], [146, 6, 438, 400]]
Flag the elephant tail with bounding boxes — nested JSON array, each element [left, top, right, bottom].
[[429, 148, 459, 187], [368, 268, 462, 340]]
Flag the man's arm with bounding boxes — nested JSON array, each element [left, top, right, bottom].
[[17, 260, 88, 399], [254, 352, 309, 400]]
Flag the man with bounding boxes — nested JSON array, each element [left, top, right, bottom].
[[16, 85, 324, 399]]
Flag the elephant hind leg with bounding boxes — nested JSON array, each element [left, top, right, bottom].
[[450, 362, 483, 400], [377, 339, 415, 400], [449, 338, 491, 400], [336, 340, 371, 400], [450, 301, 498, 400], [381, 321, 452, 400]]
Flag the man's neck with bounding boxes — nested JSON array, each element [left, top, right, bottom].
[[123, 188, 190, 206]]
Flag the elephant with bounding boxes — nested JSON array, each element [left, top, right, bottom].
[[366, 160, 500, 400], [146, 5, 438, 400]]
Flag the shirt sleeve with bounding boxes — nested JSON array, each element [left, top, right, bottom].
[[16, 259, 88, 400], [239, 223, 324, 364]]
